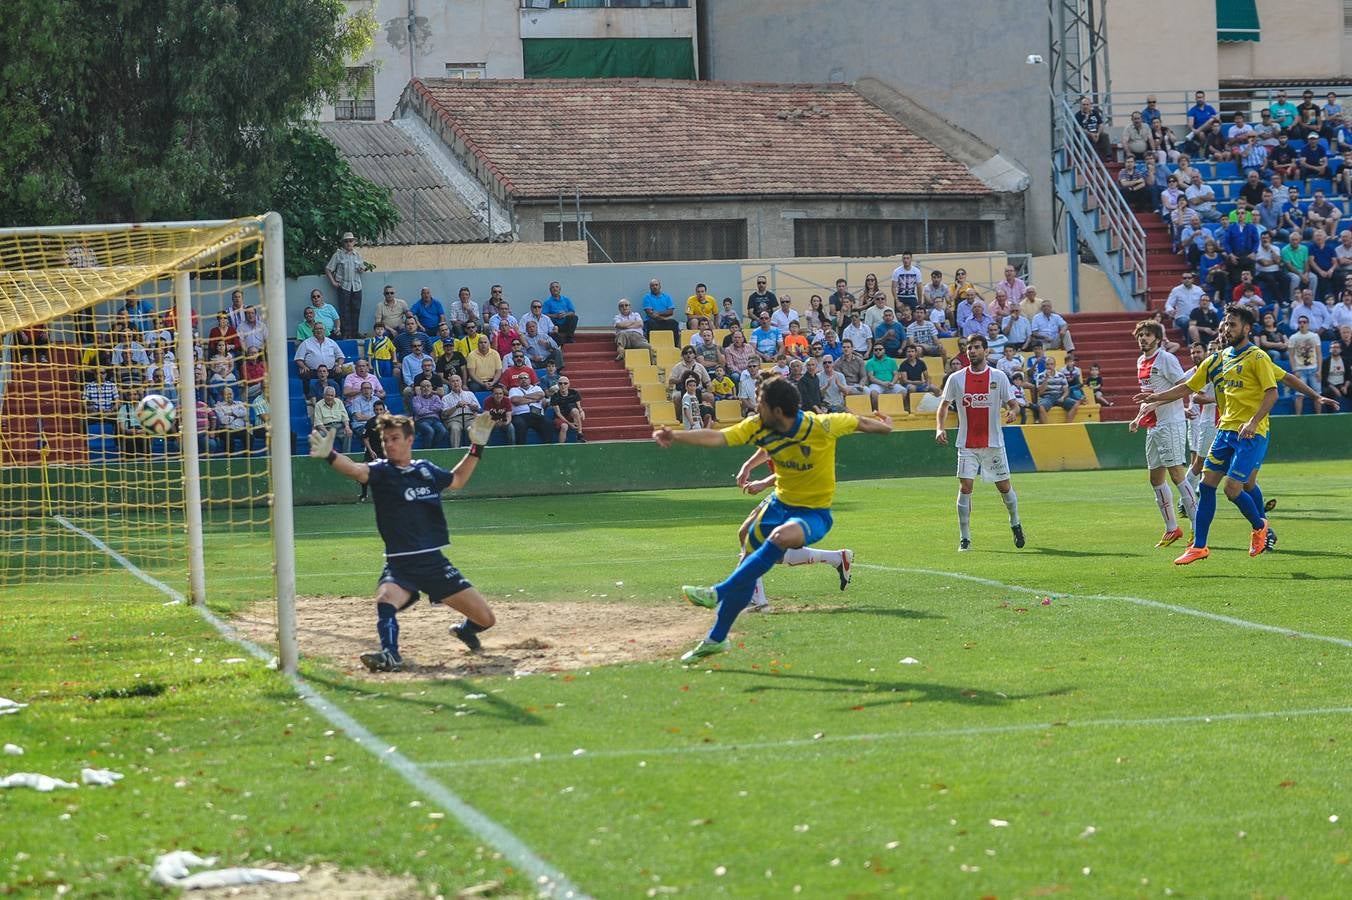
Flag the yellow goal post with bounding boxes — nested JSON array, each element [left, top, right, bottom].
[[0, 214, 298, 673]]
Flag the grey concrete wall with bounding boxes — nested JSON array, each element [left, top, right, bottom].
[[701, 0, 1054, 255], [516, 195, 1023, 260]]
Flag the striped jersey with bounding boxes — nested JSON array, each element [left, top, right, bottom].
[[941, 366, 1012, 450]]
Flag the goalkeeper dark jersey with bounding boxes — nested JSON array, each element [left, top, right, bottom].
[[366, 459, 454, 557]]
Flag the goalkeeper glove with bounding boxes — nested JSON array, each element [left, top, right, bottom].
[[308, 425, 337, 463], [466, 411, 494, 457]]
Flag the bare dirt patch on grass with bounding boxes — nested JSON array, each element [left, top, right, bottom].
[[192, 863, 431, 898], [236, 595, 708, 680]]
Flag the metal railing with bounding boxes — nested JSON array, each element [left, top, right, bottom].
[[1053, 93, 1147, 301]]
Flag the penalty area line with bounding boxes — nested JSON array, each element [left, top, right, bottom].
[[422, 705, 1352, 770], [53, 516, 590, 900], [858, 564, 1352, 651]]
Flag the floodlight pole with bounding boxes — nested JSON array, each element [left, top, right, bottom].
[[263, 212, 299, 675], [174, 271, 208, 606]]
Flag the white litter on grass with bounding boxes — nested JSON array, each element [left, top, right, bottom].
[[222, 658, 248, 664], [900, 657, 921, 665], [81, 768, 124, 787], [3, 744, 23, 756], [0, 773, 78, 791], [149, 851, 301, 890], [0, 698, 28, 715], [989, 819, 1010, 828]]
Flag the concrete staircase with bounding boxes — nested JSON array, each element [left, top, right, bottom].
[[1062, 311, 1157, 421], [562, 332, 652, 442]]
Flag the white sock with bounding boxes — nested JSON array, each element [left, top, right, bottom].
[[1000, 488, 1020, 527], [783, 547, 839, 566], [957, 492, 972, 541], [1176, 478, 1197, 526], [1154, 483, 1178, 531], [751, 579, 767, 606]]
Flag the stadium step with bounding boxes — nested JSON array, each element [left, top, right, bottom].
[[554, 332, 648, 439]]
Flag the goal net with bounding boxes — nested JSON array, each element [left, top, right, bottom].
[[0, 216, 296, 669]]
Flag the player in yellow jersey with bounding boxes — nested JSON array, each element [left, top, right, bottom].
[[653, 377, 892, 662], [1136, 306, 1302, 564]]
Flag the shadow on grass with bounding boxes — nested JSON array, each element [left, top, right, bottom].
[[1185, 571, 1345, 581], [723, 669, 1074, 711], [304, 671, 545, 727], [789, 605, 946, 621], [988, 546, 1127, 558]]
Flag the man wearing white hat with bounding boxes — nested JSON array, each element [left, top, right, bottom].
[[325, 231, 366, 338]]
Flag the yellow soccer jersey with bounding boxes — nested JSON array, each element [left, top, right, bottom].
[[721, 411, 858, 508], [686, 295, 718, 321], [1186, 344, 1282, 436]]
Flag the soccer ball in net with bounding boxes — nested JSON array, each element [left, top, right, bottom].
[[135, 394, 178, 434]]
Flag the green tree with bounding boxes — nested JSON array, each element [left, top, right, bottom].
[[0, 0, 396, 260]]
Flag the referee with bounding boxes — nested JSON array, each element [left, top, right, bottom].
[[310, 411, 496, 672]]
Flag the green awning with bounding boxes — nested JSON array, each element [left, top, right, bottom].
[[523, 38, 695, 80], [1217, 0, 1260, 42]]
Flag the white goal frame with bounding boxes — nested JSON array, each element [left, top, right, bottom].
[[0, 213, 298, 672]]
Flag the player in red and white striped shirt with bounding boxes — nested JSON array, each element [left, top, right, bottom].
[[935, 334, 1025, 551], [1129, 320, 1197, 547]]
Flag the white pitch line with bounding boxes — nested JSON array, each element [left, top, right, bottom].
[[54, 517, 589, 900], [858, 564, 1352, 650], [420, 705, 1352, 770]]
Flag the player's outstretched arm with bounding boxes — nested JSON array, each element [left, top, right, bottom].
[[310, 426, 370, 483], [653, 426, 729, 448], [1281, 371, 1341, 409], [854, 413, 893, 434], [1132, 381, 1191, 406]]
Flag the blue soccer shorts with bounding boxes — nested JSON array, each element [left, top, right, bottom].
[[745, 495, 833, 551], [1204, 429, 1269, 483], [379, 551, 473, 605]]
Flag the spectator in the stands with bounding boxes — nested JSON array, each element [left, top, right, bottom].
[[1288, 316, 1323, 415], [501, 348, 537, 387], [489, 305, 521, 357], [1121, 110, 1155, 160], [534, 281, 575, 344], [1239, 135, 1268, 175], [1034, 363, 1081, 423], [685, 283, 717, 329], [826, 278, 855, 315], [521, 298, 555, 339], [816, 356, 847, 412], [1198, 120, 1232, 161], [446, 287, 478, 338], [1309, 228, 1340, 301], [1255, 311, 1287, 362], [735, 366, 759, 415], [1331, 290, 1352, 332], [613, 298, 649, 361], [439, 374, 480, 449], [1117, 154, 1151, 211], [1269, 90, 1298, 130], [746, 276, 777, 319], [372, 285, 410, 335], [1255, 189, 1287, 243], [206, 340, 239, 403], [145, 347, 178, 404], [781, 319, 809, 359], [400, 338, 433, 396], [1238, 170, 1267, 209], [480, 285, 504, 320], [1225, 111, 1255, 149], [906, 305, 944, 362], [84, 368, 118, 420], [391, 316, 427, 360], [343, 357, 384, 401], [641, 278, 679, 343], [117, 288, 155, 337], [961, 300, 995, 340], [550, 376, 586, 443], [863, 343, 901, 410], [1323, 339, 1348, 409], [770, 295, 799, 333], [1001, 304, 1033, 352], [1187, 89, 1220, 134], [1308, 192, 1342, 237], [347, 379, 379, 446], [1188, 295, 1221, 347], [1289, 287, 1332, 336], [306, 285, 342, 337], [324, 232, 364, 337], [410, 287, 444, 334], [508, 372, 551, 445], [1030, 299, 1075, 351], [522, 319, 564, 371], [785, 358, 823, 414], [238, 306, 267, 358], [363, 322, 396, 378], [1185, 170, 1221, 222], [312, 383, 353, 451], [722, 329, 755, 382], [718, 297, 742, 331], [857, 290, 887, 332], [694, 326, 724, 369], [709, 365, 735, 401], [223, 289, 247, 331], [110, 324, 151, 371], [749, 312, 782, 361], [215, 385, 252, 455], [295, 305, 318, 342], [869, 307, 904, 358], [410, 380, 448, 448], [1294, 90, 1322, 137], [841, 309, 872, 352], [1282, 231, 1314, 303], [896, 344, 938, 412], [1164, 272, 1203, 336], [1253, 108, 1281, 148], [208, 311, 243, 357], [1300, 133, 1331, 180], [1267, 133, 1299, 182], [666, 346, 711, 416], [1074, 95, 1110, 159], [1221, 208, 1260, 282]]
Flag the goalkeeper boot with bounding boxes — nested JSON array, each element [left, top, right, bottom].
[[451, 623, 482, 653], [1011, 525, 1026, 549], [835, 549, 854, 590], [681, 585, 718, 609], [679, 639, 729, 663], [360, 648, 403, 673]]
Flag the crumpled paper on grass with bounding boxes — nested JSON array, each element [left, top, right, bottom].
[[149, 850, 301, 890], [0, 772, 79, 791], [81, 768, 124, 786]]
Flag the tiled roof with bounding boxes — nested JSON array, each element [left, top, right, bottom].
[[316, 121, 491, 244], [406, 79, 993, 201]]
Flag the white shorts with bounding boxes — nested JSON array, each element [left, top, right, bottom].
[[957, 446, 1011, 483], [1145, 422, 1188, 469], [1190, 420, 1218, 457]]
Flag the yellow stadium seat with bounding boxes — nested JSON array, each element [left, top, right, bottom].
[[645, 403, 678, 426], [624, 348, 654, 369], [845, 394, 873, 415], [1044, 350, 1066, 369], [714, 399, 743, 422], [875, 393, 909, 417], [712, 329, 730, 345], [629, 365, 660, 385], [648, 330, 676, 348], [653, 346, 682, 369], [639, 383, 670, 403], [940, 337, 960, 357]]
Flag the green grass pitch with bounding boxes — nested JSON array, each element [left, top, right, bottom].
[[4, 460, 1352, 897]]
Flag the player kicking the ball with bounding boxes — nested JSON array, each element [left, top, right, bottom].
[[653, 376, 892, 663], [1128, 320, 1197, 547], [934, 334, 1025, 551], [310, 411, 498, 672]]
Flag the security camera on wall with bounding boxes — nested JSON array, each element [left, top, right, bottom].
[[1026, 54, 1045, 65]]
